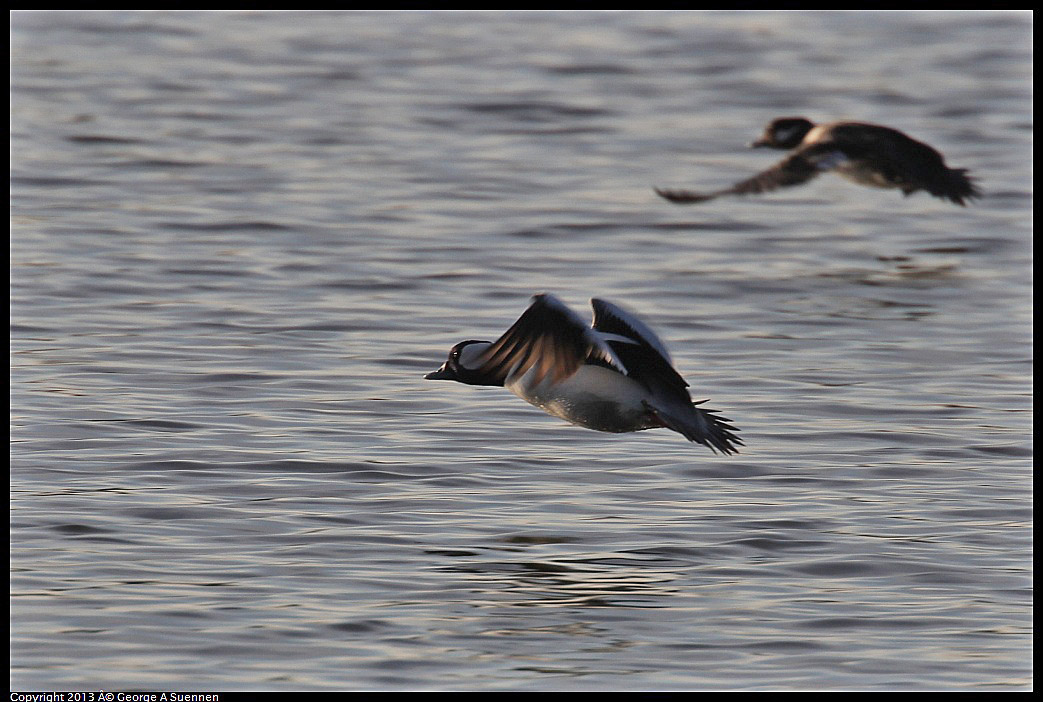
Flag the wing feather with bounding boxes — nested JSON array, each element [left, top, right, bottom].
[[476, 294, 625, 386], [591, 298, 673, 363], [655, 146, 837, 204], [591, 298, 690, 397]]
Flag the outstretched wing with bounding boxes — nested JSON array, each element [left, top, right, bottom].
[[590, 297, 673, 364], [591, 297, 690, 398], [654, 145, 845, 204], [476, 293, 625, 387]]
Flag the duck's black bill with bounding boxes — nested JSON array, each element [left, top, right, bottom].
[[424, 367, 452, 380]]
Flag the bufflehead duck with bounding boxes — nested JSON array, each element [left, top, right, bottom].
[[424, 293, 742, 454], [655, 117, 980, 206]]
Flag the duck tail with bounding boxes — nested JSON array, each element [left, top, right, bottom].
[[644, 400, 743, 455], [939, 167, 981, 206]]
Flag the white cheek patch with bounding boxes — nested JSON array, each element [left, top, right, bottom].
[[774, 124, 802, 144], [458, 342, 492, 369]]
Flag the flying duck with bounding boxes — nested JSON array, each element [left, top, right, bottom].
[[424, 293, 742, 454], [655, 117, 980, 206]]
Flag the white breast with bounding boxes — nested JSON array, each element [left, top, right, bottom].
[[505, 365, 655, 433]]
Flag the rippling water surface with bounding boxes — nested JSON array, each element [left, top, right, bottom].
[[10, 10, 1032, 691]]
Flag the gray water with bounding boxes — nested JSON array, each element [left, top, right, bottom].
[[10, 10, 1032, 691]]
